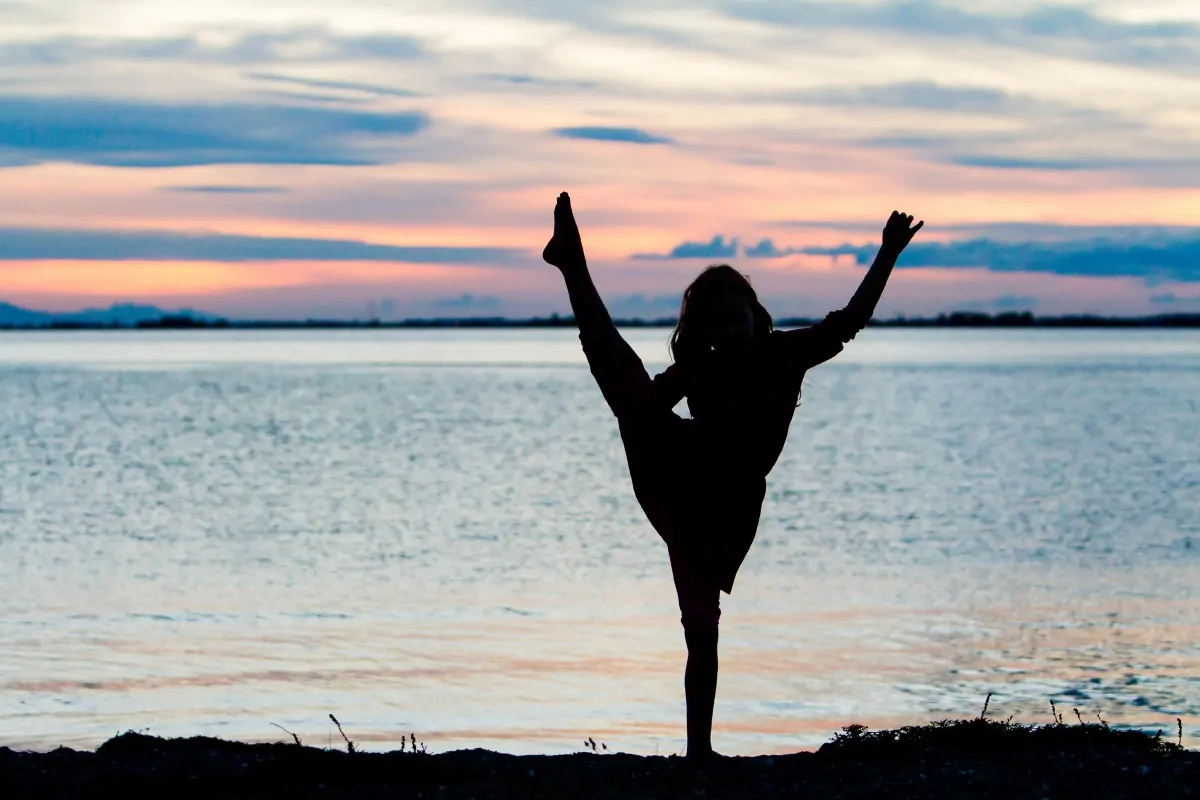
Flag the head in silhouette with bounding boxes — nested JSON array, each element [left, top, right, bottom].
[[670, 265, 773, 370]]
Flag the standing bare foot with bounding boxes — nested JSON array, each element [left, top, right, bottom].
[[542, 191, 586, 270], [686, 747, 727, 766]]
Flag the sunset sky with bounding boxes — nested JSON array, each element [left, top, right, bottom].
[[2, 0, 1200, 319]]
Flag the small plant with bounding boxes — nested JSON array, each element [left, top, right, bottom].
[[400, 733, 427, 755], [271, 723, 303, 746], [1050, 700, 1064, 726], [1066, 707, 1112, 729], [583, 737, 607, 753], [1179, 718, 1184, 748], [330, 714, 355, 754], [832, 724, 868, 745], [979, 692, 992, 719]]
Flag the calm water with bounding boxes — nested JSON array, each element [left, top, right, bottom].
[[1, 328, 1198, 755]]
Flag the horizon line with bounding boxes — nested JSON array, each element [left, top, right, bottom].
[[5, 310, 1200, 331]]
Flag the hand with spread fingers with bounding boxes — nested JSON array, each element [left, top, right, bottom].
[[882, 210, 924, 254]]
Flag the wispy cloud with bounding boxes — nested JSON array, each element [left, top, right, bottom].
[[787, 81, 1028, 113], [553, 126, 673, 145], [1149, 292, 1200, 305], [483, 73, 596, 90], [608, 293, 682, 317], [725, 1, 1200, 73], [951, 155, 1132, 171], [160, 185, 288, 194], [0, 97, 428, 167], [0, 228, 525, 264], [0, 28, 424, 66], [781, 81, 1163, 174], [431, 293, 502, 310], [862, 127, 1188, 175], [244, 72, 421, 98], [992, 294, 1039, 310]]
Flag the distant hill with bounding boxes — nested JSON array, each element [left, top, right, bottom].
[[0, 301, 216, 328], [0, 302, 52, 327]]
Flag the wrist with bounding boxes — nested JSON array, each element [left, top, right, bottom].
[[878, 241, 902, 259]]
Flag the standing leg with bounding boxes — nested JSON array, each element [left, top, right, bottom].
[[669, 544, 721, 760], [545, 191, 717, 752]]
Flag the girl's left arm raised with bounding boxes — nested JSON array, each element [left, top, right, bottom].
[[774, 211, 922, 369]]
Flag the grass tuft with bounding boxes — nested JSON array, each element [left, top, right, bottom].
[[270, 723, 302, 747], [821, 714, 1186, 759], [329, 714, 354, 754]]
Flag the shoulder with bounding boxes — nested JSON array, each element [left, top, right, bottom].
[[651, 362, 688, 404]]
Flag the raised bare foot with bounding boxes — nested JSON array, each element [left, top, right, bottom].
[[542, 191, 585, 270]]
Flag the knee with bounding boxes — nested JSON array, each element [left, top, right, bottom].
[[680, 608, 720, 643]]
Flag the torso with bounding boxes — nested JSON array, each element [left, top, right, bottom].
[[682, 337, 805, 478]]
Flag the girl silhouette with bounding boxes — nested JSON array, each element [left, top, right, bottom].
[[543, 192, 922, 760]]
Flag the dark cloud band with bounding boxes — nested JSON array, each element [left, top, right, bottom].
[[633, 235, 737, 260], [553, 126, 673, 145], [638, 226, 1200, 282], [799, 237, 1200, 282], [0, 97, 428, 167], [160, 185, 288, 194]]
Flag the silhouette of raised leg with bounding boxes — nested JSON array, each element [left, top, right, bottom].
[[543, 192, 614, 335], [544, 191, 656, 421]]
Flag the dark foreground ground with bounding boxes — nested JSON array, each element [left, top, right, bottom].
[[3, 718, 1196, 799]]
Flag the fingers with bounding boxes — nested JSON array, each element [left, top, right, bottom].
[[885, 211, 923, 241]]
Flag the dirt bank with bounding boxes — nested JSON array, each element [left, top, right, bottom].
[[2, 718, 1195, 798]]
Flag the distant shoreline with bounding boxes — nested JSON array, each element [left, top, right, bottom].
[[3, 311, 1200, 330]]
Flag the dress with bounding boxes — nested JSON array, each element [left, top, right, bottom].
[[578, 312, 854, 624]]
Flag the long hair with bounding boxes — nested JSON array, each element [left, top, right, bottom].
[[669, 264, 773, 371]]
